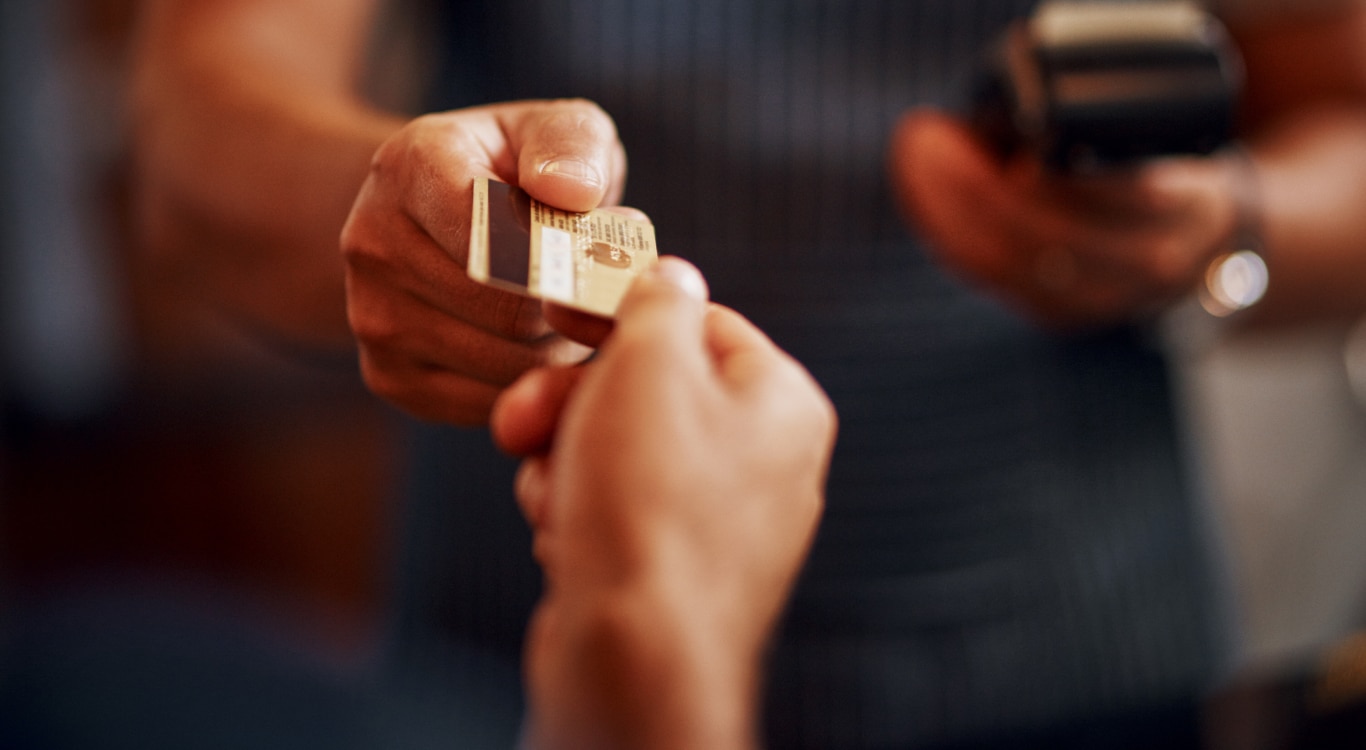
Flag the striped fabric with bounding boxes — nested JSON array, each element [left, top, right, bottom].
[[388, 1, 1232, 747]]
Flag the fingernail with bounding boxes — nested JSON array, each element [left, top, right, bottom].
[[647, 257, 709, 302], [539, 158, 603, 188]]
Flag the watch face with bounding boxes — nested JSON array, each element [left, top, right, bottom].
[[1200, 249, 1268, 317]]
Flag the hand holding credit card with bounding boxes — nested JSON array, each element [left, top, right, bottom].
[[468, 178, 659, 318]]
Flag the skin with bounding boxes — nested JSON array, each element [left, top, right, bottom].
[[131, 0, 396, 348], [133, 1, 1366, 416], [128, 0, 1366, 744], [491, 258, 836, 750], [133, 4, 834, 745], [133, 0, 625, 423], [339, 100, 627, 423], [888, 5, 1366, 331]]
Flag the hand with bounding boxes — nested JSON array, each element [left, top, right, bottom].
[[341, 99, 627, 424], [889, 109, 1245, 329], [492, 258, 837, 750]]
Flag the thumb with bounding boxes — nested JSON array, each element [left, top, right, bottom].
[[613, 257, 710, 325], [600, 257, 711, 364], [504, 99, 626, 211], [491, 366, 587, 457]]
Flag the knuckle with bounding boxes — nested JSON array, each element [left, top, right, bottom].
[[811, 388, 839, 442], [338, 216, 379, 264], [349, 318, 398, 350], [797, 379, 839, 445], [547, 98, 619, 141], [755, 363, 832, 435], [368, 122, 418, 178], [360, 361, 491, 426], [356, 353, 404, 403], [413, 114, 473, 158], [372, 114, 476, 185], [346, 298, 404, 349]]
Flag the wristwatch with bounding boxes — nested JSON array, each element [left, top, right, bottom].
[[1199, 247, 1268, 317]]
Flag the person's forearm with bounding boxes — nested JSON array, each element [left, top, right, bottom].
[[1246, 109, 1366, 324], [132, 0, 404, 348]]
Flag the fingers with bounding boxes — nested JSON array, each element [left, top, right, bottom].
[[1028, 158, 1237, 309], [582, 258, 711, 391], [890, 109, 1022, 285], [369, 99, 626, 267], [355, 353, 503, 425], [702, 305, 776, 363], [891, 108, 1242, 328], [369, 113, 501, 268], [506, 100, 628, 211], [543, 303, 615, 348], [500, 260, 714, 552], [704, 304, 838, 462], [703, 305, 788, 385], [492, 365, 587, 456], [343, 99, 627, 425], [504, 260, 794, 458], [610, 257, 710, 338]]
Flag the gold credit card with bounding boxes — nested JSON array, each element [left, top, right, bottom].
[[467, 177, 659, 318]]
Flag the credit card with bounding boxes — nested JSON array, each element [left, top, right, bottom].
[[467, 177, 659, 317]]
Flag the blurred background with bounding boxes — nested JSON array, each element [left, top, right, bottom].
[[1, 0, 1365, 747], [1, 0, 399, 681]]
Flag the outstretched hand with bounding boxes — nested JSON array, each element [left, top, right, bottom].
[[889, 109, 1245, 329], [342, 99, 627, 424]]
